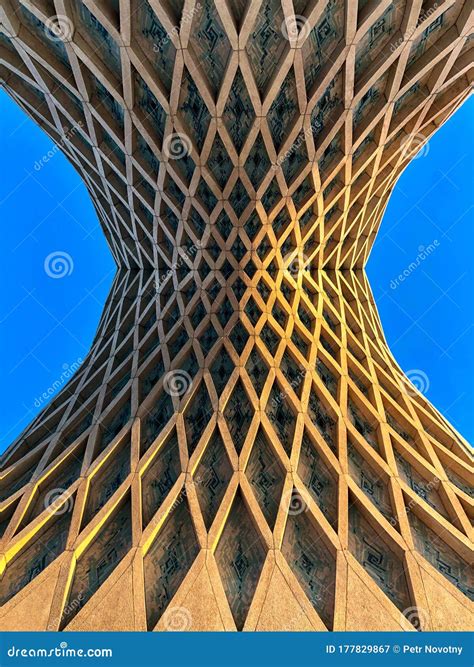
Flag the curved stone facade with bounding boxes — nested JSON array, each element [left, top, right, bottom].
[[0, 0, 472, 631]]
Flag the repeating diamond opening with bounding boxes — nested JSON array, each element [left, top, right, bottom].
[[184, 381, 214, 456], [195, 430, 233, 530], [348, 500, 413, 620], [142, 429, 181, 528], [224, 379, 254, 455], [297, 430, 338, 531], [62, 495, 132, 629], [215, 490, 267, 630], [0, 508, 72, 607], [282, 493, 337, 629], [144, 498, 200, 630], [245, 428, 285, 529]]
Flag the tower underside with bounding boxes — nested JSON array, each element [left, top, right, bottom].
[[0, 0, 473, 632]]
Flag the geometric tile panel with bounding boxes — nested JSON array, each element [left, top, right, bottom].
[[215, 491, 267, 630], [245, 429, 285, 529], [0, 510, 71, 606], [144, 499, 200, 630], [142, 430, 181, 528], [407, 510, 474, 601], [348, 441, 395, 524], [298, 430, 338, 530], [224, 379, 254, 454], [62, 496, 132, 628], [282, 500, 337, 629], [194, 431, 233, 530], [348, 503, 413, 618]]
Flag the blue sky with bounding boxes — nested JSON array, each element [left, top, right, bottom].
[[367, 97, 474, 443], [0, 90, 472, 453], [0, 89, 115, 451]]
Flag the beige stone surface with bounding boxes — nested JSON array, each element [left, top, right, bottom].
[[0, 560, 62, 631], [419, 565, 474, 631], [344, 566, 409, 632], [65, 565, 136, 631], [171, 565, 226, 631], [256, 565, 322, 631]]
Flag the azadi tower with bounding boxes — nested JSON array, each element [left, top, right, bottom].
[[0, 0, 472, 632]]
